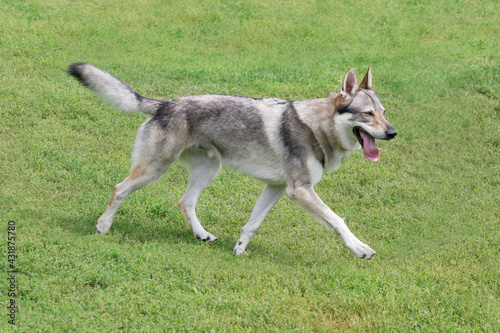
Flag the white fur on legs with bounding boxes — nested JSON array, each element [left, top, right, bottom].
[[96, 163, 170, 234], [233, 184, 285, 254], [178, 150, 221, 242], [286, 185, 376, 259]]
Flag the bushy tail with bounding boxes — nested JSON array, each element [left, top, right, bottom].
[[67, 63, 162, 116]]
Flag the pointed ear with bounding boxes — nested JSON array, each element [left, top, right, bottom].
[[360, 66, 372, 89], [341, 69, 359, 98]]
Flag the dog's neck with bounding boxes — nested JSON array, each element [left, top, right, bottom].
[[293, 95, 359, 160]]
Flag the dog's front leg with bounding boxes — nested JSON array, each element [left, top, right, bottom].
[[233, 184, 286, 254], [286, 185, 376, 259]]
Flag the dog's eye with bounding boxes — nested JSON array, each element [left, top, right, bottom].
[[366, 112, 374, 117]]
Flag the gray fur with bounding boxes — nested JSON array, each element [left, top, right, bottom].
[[68, 63, 397, 259]]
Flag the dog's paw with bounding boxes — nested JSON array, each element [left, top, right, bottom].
[[352, 243, 376, 259], [233, 238, 249, 255], [343, 233, 376, 259], [96, 219, 111, 234], [194, 231, 218, 242]]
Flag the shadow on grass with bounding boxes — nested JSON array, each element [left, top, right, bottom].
[[59, 213, 192, 241], [56, 214, 311, 265]]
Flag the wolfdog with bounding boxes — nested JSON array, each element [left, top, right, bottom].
[[68, 63, 397, 259]]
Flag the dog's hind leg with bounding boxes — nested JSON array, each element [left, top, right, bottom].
[[178, 150, 221, 242], [233, 184, 285, 254], [96, 120, 184, 234]]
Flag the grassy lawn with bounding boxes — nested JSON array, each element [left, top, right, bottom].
[[1, 0, 498, 331]]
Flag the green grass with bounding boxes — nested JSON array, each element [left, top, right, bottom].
[[1, 0, 499, 331]]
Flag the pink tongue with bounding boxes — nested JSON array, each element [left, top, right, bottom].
[[362, 131, 380, 162]]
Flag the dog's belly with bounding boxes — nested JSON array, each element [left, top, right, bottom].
[[222, 155, 287, 184], [180, 145, 287, 184]]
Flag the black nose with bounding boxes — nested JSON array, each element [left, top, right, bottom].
[[385, 126, 397, 139]]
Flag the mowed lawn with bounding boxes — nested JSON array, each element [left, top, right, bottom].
[[1, 0, 498, 331]]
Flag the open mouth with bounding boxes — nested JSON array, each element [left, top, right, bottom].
[[353, 127, 380, 162]]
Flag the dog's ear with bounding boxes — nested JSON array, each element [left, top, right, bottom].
[[360, 66, 372, 89], [341, 69, 359, 99]]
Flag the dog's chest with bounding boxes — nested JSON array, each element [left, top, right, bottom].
[[324, 149, 350, 172]]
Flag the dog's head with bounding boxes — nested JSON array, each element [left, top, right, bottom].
[[332, 67, 397, 162]]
